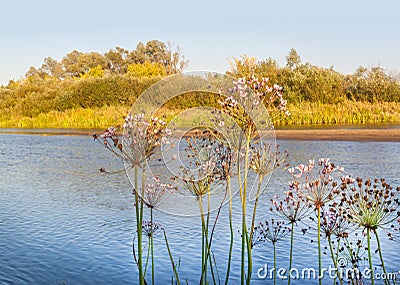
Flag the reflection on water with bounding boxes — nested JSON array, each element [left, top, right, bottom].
[[0, 134, 399, 284]]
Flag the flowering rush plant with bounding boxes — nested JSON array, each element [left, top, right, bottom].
[[94, 113, 174, 285], [93, 72, 399, 285]]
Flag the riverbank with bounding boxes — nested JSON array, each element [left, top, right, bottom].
[[1, 101, 400, 129], [1, 127, 399, 142], [275, 128, 400, 142]]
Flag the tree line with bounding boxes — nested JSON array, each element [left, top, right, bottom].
[[24, 40, 188, 80], [0, 43, 399, 124], [228, 49, 400, 103]]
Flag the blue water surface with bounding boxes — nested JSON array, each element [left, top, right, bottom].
[[0, 134, 399, 284]]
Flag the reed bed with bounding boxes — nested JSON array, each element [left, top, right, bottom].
[[0, 100, 399, 129], [277, 100, 400, 126]]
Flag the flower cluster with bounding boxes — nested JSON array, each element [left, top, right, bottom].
[[93, 126, 122, 152], [342, 178, 400, 231], [318, 206, 353, 238], [212, 142, 236, 181], [123, 113, 172, 145], [218, 96, 239, 108], [178, 137, 218, 198], [142, 220, 162, 238], [141, 177, 176, 209], [288, 158, 350, 209], [271, 189, 311, 224], [339, 233, 366, 269], [230, 76, 290, 117], [252, 219, 291, 247], [250, 143, 288, 177], [214, 76, 291, 145], [95, 113, 172, 168]]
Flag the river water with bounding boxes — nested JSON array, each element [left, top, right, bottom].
[[1, 133, 399, 284]]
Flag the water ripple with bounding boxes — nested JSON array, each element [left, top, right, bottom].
[[0, 134, 399, 284]]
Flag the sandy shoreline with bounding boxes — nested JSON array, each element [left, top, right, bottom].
[[1, 128, 399, 142], [275, 129, 400, 142]]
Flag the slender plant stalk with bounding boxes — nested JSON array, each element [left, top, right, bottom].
[[317, 206, 322, 285], [134, 165, 145, 285], [150, 208, 155, 285], [245, 226, 252, 285], [225, 175, 234, 285], [163, 230, 180, 285], [207, 188, 217, 285], [367, 228, 375, 285], [140, 166, 146, 227], [273, 242, 277, 285], [144, 238, 151, 276], [198, 196, 206, 285], [288, 222, 294, 285], [345, 239, 357, 285], [141, 167, 147, 281], [207, 181, 228, 285], [374, 230, 389, 285], [244, 127, 252, 285], [211, 251, 221, 285], [208, 249, 217, 285], [237, 151, 245, 285], [199, 194, 214, 285], [328, 235, 343, 285], [250, 174, 264, 243], [335, 238, 341, 268]]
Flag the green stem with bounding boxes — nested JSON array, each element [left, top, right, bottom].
[[328, 235, 343, 285], [250, 174, 263, 244], [207, 188, 217, 285], [198, 196, 206, 285], [224, 176, 233, 285], [374, 230, 389, 285], [208, 250, 217, 285], [150, 208, 155, 285], [317, 206, 322, 285], [163, 230, 180, 285], [335, 238, 340, 267], [244, 126, 252, 285], [140, 166, 146, 226], [288, 222, 294, 285], [144, 237, 151, 276], [237, 152, 245, 285], [199, 195, 214, 285], [134, 166, 145, 285], [345, 238, 356, 285], [335, 239, 349, 284], [273, 242, 277, 285], [245, 228, 252, 285], [367, 228, 375, 285]]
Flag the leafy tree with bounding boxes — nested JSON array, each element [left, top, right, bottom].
[[254, 58, 281, 83], [62, 51, 108, 78], [284, 63, 346, 103], [165, 42, 189, 74], [345, 66, 400, 102], [128, 42, 147, 64], [62, 50, 85, 77], [80, 65, 105, 79], [105, 47, 129, 74], [227, 55, 258, 77], [286, 48, 301, 69], [128, 40, 188, 74], [39, 57, 64, 78], [127, 62, 166, 78], [25, 66, 46, 80]]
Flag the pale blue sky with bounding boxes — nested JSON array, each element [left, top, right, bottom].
[[1, 0, 400, 85]]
